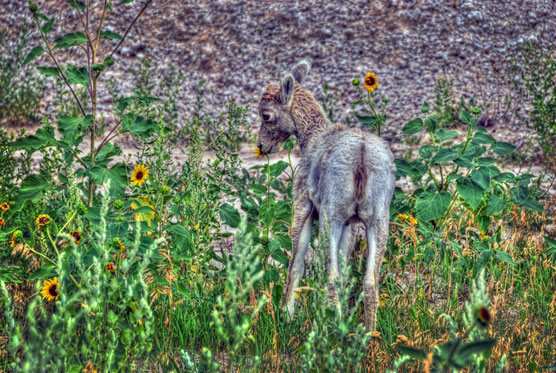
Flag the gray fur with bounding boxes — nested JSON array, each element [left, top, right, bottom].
[[257, 62, 395, 331]]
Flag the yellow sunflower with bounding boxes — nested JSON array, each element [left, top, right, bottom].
[[253, 146, 265, 159], [131, 164, 149, 186], [70, 231, 82, 245], [0, 218, 5, 226], [41, 277, 60, 301], [0, 202, 9, 212], [35, 214, 51, 227], [114, 237, 126, 251], [476, 306, 492, 327], [363, 72, 379, 92], [83, 362, 97, 373], [106, 262, 115, 273]]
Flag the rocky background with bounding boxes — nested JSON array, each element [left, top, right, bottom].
[[1, 0, 556, 144]]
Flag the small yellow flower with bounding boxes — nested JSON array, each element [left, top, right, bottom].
[[0, 218, 5, 226], [363, 72, 379, 92], [146, 231, 154, 238], [0, 202, 9, 212], [35, 214, 51, 227], [41, 277, 60, 301], [10, 230, 21, 247], [253, 146, 265, 159], [83, 362, 97, 373], [106, 262, 115, 273], [70, 231, 82, 245], [191, 265, 198, 273], [476, 306, 492, 327], [161, 185, 170, 194], [194, 222, 200, 230], [131, 164, 149, 186], [115, 237, 125, 250]]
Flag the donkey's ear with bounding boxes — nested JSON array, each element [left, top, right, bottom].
[[280, 74, 295, 105], [291, 59, 311, 84]]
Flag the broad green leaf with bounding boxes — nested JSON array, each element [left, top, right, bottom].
[[435, 128, 459, 142], [28, 264, 56, 280], [510, 186, 529, 205], [431, 148, 458, 164], [460, 109, 472, 124], [472, 128, 495, 145], [470, 167, 491, 190], [415, 191, 451, 221], [418, 145, 436, 160], [41, 17, 55, 34], [270, 160, 289, 177], [494, 172, 515, 183], [394, 159, 413, 178], [492, 141, 516, 156], [477, 157, 497, 166], [270, 246, 289, 267], [402, 118, 423, 135], [23, 46, 44, 64], [54, 32, 88, 49], [58, 115, 87, 142], [220, 203, 240, 228], [122, 113, 156, 139], [522, 196, 543, 213], [457, 177, 485, 210], [12, 126, 57, 150], [100, 30, 123, 40], [37, 66, 59, 77], [17, 174, 52, 203], [486, 194, 506, 216], [355, 115, 376, 128], [118, 96, 134, 112], [165, 224, 192, 252], [249, 184, 267, 196], [65, 64, 89, 87], [424, 115, 438, 133], [496, 251, 516, 265]]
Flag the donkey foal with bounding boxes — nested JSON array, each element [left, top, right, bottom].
[[256, 61, 395, 331]]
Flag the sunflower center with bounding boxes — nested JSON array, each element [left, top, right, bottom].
[[136, 171, 144, 180], [49, 285, 58, 297], [366, 77, 375, 85]]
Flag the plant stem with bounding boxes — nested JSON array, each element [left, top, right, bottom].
[[107, 0, 152, 60]]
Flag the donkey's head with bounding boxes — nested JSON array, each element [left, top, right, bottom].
[[257, 60, 311, 154]]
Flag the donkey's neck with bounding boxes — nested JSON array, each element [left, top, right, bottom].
[[291, 89, 330, 153]]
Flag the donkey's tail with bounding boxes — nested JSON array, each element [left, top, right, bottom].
[[354, 143, 368, 203]]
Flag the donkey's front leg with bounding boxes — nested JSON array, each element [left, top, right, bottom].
[[283, 198, 314, 317]]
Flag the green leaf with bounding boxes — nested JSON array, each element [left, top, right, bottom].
[[29, 264, 56, 280], [415, 191, 451, 221], [522, 196, 543, 213], [23, 46, 44, 64], [510, 186, 529, 205], [435, 128, 459, 142], [66, 0, 85, 10], [37, 66, 59, 77], [249, 184, 267, 196], [269, 160, 289, 178], [89, 162, 127, 199], [496, 251, 516, 265], [424, 115, 438, 133], [418, 145, 436, 160], [122, 114, 156, 140], [41, 17, 55, 34], [54, 32, 88, 49], [355, 115, 377, 128], [91, 56, 115, 72], [17, 174, 52, 204], [460, 109, 472, 124], [470, 167, 491, 190], [12, 126, 57, 150], [494, 172, 515, 183], [100, 30, 123, 40], [58, 115, 88, 142], [458, 339, 497, 361], [486, 194, 506, 216], [396, 344, 428, 360], [65, 64, 89, 87], [477, 157, 497, 166], [270, 246, 289, 267], [457, 177, 485, 210], [402, 118, 423, 135], [220, 203, 240, 228], [431, 148, 458, 164], [492, 141, 516, 156]]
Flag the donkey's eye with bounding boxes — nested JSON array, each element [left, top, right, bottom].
[[262, 113, 271, 122]]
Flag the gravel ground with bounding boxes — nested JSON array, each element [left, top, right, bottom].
[[1, 0, 555, 146]]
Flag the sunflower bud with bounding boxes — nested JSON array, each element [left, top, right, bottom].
[[113, 199, 124, 210], [352, 78, 360, 86], [28, 1, 38, 13]]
